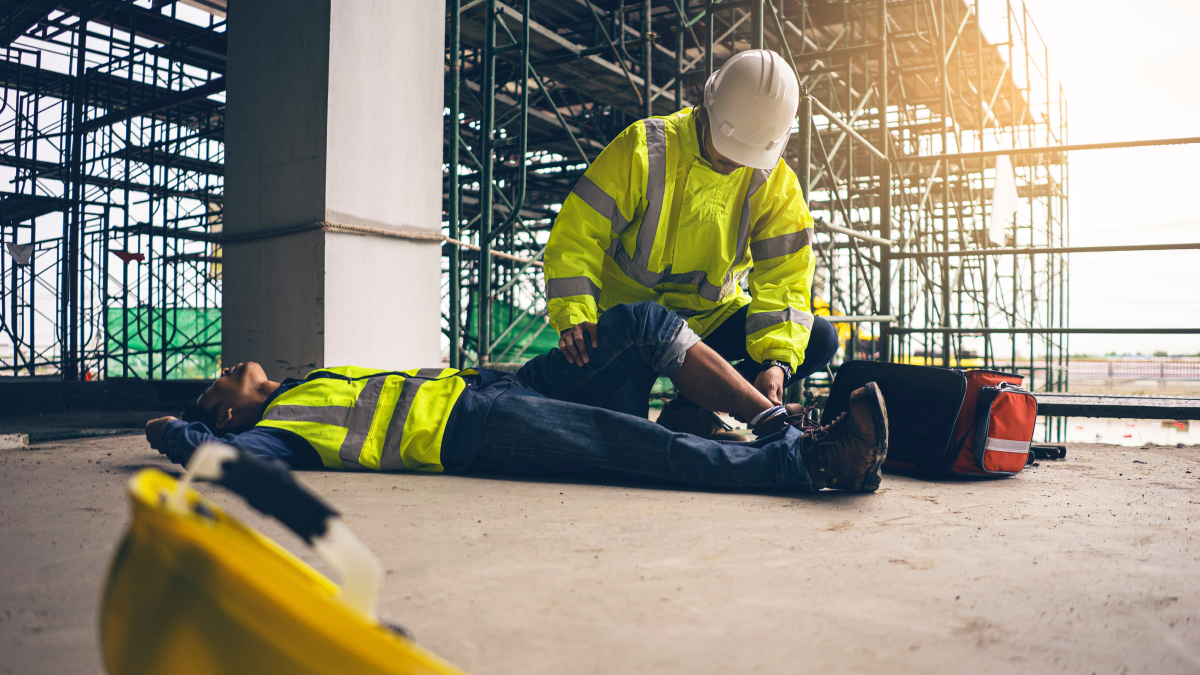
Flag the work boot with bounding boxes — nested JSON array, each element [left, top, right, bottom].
[[657, 396, 748, 441], [756, 382, 889, 492]]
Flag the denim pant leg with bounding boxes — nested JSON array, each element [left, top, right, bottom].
[[596, 368, 660, 419], [515, 301, 699, 417], [470, 384, 815, 492]]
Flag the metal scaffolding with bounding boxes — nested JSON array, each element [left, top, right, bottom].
[[441, 0, 1071, 386], [0, 0, 225, 380], [5, 0, 1195, 439]]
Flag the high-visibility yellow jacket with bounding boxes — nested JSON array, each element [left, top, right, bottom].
[[545, 107, 816, 369], [256, 366, 474, 472]]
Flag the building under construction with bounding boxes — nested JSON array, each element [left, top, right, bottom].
[[2, 3, 1200, 674], [0, 0, 224, 381], [440, 0, 1069, 392], [0, 1, 1073, 389], [1, 0, 1195, 426]]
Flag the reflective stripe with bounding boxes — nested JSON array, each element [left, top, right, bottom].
[[750, 228, 812, 261], [265, 370, 447, 471], [745, 308, 815, 335], [380, 368, 443, 470], [256, 367, 466, 474], [263, 405, 349, 425], [336, 375, 388, 471], [607, 119, 668, 288], [637, 118, 668, 274], [658, 269, 730, 302], [607, 238, 659, 287], [660, 270, 706, 286], [604, 123, 772, 307], [546, 276, 601, 300], [734, 169, 771, 266], [660, 270, 712, 301], [697, 279, 726, 302], [570, 175, 630, 235], [605, 121, 768, 305], [984, 437, 1031, 454]]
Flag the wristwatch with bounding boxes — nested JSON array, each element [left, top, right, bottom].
[[760, 359, 792, 380]]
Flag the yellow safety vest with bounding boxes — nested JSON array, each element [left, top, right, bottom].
[[257, 366, 474, 473], [544, 107, 817, 369]]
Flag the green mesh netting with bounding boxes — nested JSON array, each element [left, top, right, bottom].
[[465, 301, 558, 363], [105, 308, 221, 379]]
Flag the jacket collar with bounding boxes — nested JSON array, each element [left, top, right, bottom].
[[678, 107, 751, 178], [678, 107, 704, 164]]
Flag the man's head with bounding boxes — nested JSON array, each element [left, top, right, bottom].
[[182, 362, 277, 434], [702, 49, 799, 171]]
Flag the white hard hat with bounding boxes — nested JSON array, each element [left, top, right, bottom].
[[703, 49, 799, 170]]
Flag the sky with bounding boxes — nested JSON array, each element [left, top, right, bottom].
[[976, 0, 1200, 355]]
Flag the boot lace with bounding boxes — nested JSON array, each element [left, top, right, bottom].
[[805, 411, 849, 444], [778, 403, 823, 435]]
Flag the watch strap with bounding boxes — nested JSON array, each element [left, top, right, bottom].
[[761, 360, 792, 379]]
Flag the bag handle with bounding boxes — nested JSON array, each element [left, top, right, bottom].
[[939, 386, 1003, 475], [940, 424, 974, 474]]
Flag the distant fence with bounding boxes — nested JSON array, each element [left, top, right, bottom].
[[1069, 361, 1200, 381]]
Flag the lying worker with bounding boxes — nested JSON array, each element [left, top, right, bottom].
[[544, 49, 839, 440], [146, 302, 887, 494]]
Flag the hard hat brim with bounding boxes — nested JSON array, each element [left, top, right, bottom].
[[709, 127, 790, 171]]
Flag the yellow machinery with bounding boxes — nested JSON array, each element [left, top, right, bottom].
[[100, 444, 469, 675], [812, 295, 874, 346]]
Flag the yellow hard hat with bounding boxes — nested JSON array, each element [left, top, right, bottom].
[[100, 444, 468, 675]]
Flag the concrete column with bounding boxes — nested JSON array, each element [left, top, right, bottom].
[[223, 0, 444, 380]]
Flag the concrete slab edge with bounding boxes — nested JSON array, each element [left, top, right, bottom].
[[0, 433, 29, 449]]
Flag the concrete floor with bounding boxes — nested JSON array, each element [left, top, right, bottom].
[[1, 424, 1198, 674]]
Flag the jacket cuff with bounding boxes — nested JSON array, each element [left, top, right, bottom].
[[549, 303, 599, 334], [160, 419, 198, 466], [758, 348, 801, 372]]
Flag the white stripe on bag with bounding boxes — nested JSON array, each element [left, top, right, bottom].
[[985, 437, 1031, 454]]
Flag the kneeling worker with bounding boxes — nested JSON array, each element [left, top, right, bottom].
[[147, 302, 888, 494], [544, 49, 838, 440]]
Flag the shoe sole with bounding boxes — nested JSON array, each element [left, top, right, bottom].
[[857, 381, 889, 492], [658, 399, 743, 440]]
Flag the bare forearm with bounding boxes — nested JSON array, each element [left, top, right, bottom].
[[670, 341, 772, 421]]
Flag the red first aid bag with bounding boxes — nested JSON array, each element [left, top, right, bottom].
[[821, 361, 1039, 478], [947, 370, 1038, 476]]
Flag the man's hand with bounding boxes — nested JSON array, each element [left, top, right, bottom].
[[145, 416, 177, 452], [754, 367, 785, 406], [558, 321, 599, 366]]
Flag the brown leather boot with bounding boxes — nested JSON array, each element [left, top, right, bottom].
[[760, 382, 888, 492], [657, 397, 748, 441], [806, 382, 888, 491]]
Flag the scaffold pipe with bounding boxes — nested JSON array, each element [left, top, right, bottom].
[[894, 242, 1200, 259], [807, 95, 888, 162], [825, 315, 897, 323], [904, 137, 1200, 163], [817, 222, 893, 247]]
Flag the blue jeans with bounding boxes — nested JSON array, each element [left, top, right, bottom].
[[466, 302, 815, 492], [603, 304, 841, 418]]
